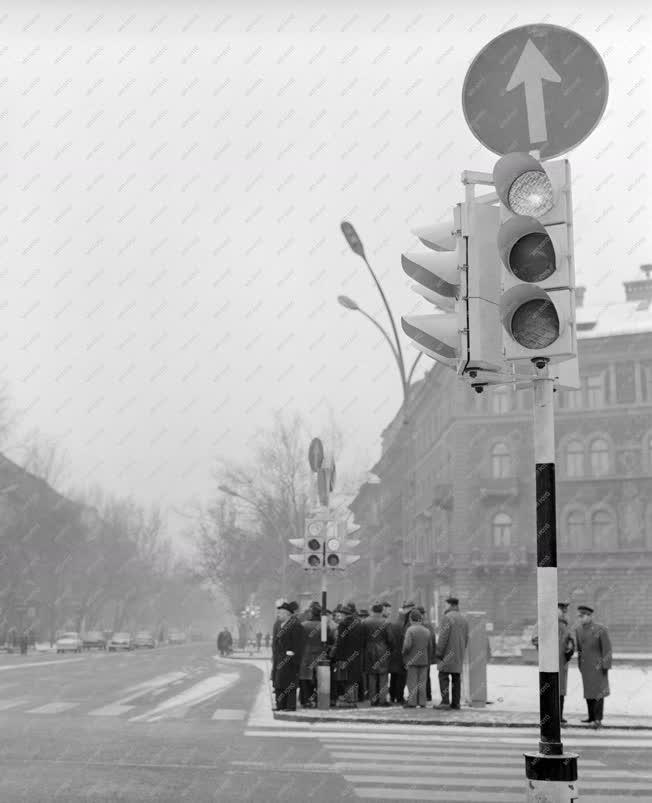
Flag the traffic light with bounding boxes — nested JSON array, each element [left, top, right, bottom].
[[493, 152, 576, 364], [288, 518, 327, 569], [327, 520, 361, 569], [401, 201, 504, 376]]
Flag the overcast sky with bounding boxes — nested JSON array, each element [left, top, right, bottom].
[[2, 0, 650, 542]]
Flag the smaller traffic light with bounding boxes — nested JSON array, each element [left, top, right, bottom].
[[289, 518, 328, 569]]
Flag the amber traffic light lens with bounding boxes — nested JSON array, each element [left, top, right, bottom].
[[509, 232, 556, 282]]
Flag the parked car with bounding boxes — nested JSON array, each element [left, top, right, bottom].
[[167, 629, 187, 645], [107, 632, 133, 652], [56, 632, 83, 653], [133, 630, 156, 649], [82, 631, 107, 651]]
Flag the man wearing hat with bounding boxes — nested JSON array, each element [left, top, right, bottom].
[[332, 602, 366, 707], [575, 605, 612, 728], [387, 601, 414, 704], [435, 596, 468, 710], [272, 601, 307, 711], [299, 601, 332, 707], [531, 602, 576, 725], [362, 602, 395, 706]]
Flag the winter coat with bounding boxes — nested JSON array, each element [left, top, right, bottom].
[[402, 623, 433, 667], [361, 613, 395, 674], [273, 615, 307, 693], [217, 630, 232, 651], [436, 609, 469, 674], [424, 621, 437, 664], [299, 618, 332, 681], [531, 618, 576, 696], [575, 621, 612, 700], [387, 612, 409, 674], [332, 614, 366, 682]]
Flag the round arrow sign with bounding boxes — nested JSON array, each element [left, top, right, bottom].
[[308, 438, 324, 473], [462, 25, 608, 159]]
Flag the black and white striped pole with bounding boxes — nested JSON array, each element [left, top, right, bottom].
[[524, 360, 579, 802]]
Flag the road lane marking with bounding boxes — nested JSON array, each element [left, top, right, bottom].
[[27, 702, 80, 714], [0, 658, 85, 672], [87, 703, 136, 717], [212, 708, 246, 720], [0, 699, 29, 711], [128, 672, 240, 722], [118, 671, 188, 702]]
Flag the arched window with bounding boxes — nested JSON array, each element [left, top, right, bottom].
[[565, 509, 587, 551], [565, 440, 584, 477], [492, 387, 510, 414], [491, 443, 512, 478], [590, 438, 610, 476], [592, 509, 615, 551], [492, 512, 512, 547]]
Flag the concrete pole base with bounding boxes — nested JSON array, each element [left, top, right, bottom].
[[317, 662, 330, 710], [524, 752, 579, 802]]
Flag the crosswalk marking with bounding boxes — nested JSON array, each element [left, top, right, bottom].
[[212, 709, 246, 720], [355, 789, 524, 802], [88, 703, 136, 717], [27, 702, 79, 714], [328, 753, 604, 769], [0, 699, 28, 711], [129, 672, 240, 722]]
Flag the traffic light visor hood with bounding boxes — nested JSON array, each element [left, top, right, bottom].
[[401, 314, 458, 360], [412, 222, 456, 252], [497, 215, 556, 283], [500, 285, 561, 350], [401, 251, 459, 299], [493, 152, 555, 217]]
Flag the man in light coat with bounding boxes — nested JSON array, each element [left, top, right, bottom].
[[575, 604, 612, 728], [435, 596, 468, 710], [402, 609, 433, 708]]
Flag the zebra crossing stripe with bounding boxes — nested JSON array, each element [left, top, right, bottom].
[[88, 703, 135, 717], [354, 789, 523, 801], [26, 702, 80, 714], [0, 699, 29, 711]]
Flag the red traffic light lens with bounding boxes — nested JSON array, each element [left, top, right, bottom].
[[326, 554, 340, 567], [307, 538, 321, 551], [509, 233, 555, 282], [510, 299, 559, 349], [307, 554, 321, 567]]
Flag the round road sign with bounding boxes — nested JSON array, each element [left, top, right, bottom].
[[462, 25, 608, 159], [308, 438, 324, 472]]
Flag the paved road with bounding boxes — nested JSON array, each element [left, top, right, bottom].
[[0, 645, 650, 801]]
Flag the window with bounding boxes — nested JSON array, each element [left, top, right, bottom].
[[645, 503, 652, 550], [646, 433, 652, 471], [615, 363, 636, 404], [592, 509, 615, 550], [564, 388, 583, 410], [492, 388, 510, 414], [590, 438, 610, 476], [491, 443, 512, 478], [492, 512, 512, 547], [565, 440, 584, 477], [585, 374, 605, 408], [642, 364, 652, 402], [566, 509, 587, 551]]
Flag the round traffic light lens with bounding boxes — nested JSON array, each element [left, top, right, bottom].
[[307, 554, 321, 567], [327, 538, 340, 552], [510, 299, 559, 349], [326, 554, 340, 567], [508, 171, 554, 217], [307, 538, 321, 551], [509, 232, 555, 282], [308, 522, 324, 536]]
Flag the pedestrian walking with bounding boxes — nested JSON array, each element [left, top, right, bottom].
[[332, 602, 366, 707], [531, 601, 576, 725], [217, 627, 233, 657], [574, 604, 612, 729], [402, 609, 433, 708], [435, 596, 468, 710], [272, 601, 307, 711], [361, 602, 394, 706]]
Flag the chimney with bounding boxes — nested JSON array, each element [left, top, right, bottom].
[[623, 264, 652, 305], [575, 286, 586, 308]]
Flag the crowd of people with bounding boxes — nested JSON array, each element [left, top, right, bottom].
[[270, 596, 469, 713]]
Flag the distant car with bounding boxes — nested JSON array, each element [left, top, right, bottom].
[[133, 631, 156, 649], [56, 632, 83, 653], [107, 632, 133, 652], [82, 631, 107, 651], [167, 630, 187, 645]]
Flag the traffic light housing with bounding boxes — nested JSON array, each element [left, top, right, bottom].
[[288, 517, 360, 571], [493, 152, 576, 364], [288, 518, 328, 569]]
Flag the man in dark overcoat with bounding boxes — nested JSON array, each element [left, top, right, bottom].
[[532, 601, 576, 724], [435, 596, 468, 710], [299, 602, 333, 707], [332, 602, 366, 707], [388, 601, 414, 704], [273, 601, 307, 711], [361, 602, 395, 706], [575, 604, 612, 728]]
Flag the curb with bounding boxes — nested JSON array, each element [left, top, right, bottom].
[[273, 712, 652, 731]]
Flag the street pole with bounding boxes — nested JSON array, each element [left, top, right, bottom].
[[317, 571, 330, 710], [524, 361, 578, 801]]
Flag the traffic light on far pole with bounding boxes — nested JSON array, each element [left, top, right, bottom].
[[493, 152, 576, 364], [289, 518, 327, 570], [327, 520, 360, 570]]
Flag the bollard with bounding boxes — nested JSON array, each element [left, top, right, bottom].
[[317, 660, 330, 710]]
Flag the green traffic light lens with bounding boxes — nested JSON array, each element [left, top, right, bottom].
[[509, 232, 556, 282], [307, 538, 321, 551], [508, 171, 554, 217], [510, 299, 559, 349], [326, 554, 340, 567], [307, 555, 321, 567]]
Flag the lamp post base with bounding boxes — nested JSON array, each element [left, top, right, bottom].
[[524, 753, 579, 802]]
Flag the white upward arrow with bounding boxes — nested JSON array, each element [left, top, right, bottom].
[[506, 38, 562, 145]]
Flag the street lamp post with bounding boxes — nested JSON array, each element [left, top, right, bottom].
[[218, 485, 288, 594], [339, 222, 423, 602]]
